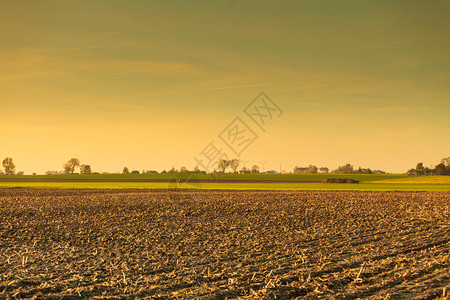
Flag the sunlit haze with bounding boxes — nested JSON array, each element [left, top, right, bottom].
[[1, 1, 449, 174]]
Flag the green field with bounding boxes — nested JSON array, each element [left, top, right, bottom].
[[369, 176, 450, 184], [0, 175, 449, 191], [0, 173, 408, 182]]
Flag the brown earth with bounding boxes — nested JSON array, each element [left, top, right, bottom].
[[322, 178, 360, 184], [0, 188, 449, 299], [0, 178, 320, 183]]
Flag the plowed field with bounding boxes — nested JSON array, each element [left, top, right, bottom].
[[0, 188, 449, 299]]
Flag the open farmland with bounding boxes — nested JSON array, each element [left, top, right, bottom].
[[1, 174, 449, 191], [1, 188, 449, 299]]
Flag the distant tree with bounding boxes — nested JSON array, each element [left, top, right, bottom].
[[406, 168, 415, 175], [293, 166, 308, 174], [0, 168, 4, 175], [441, 157, 450, 174], [415, 162, 425, 175], [356, 167, 372, 174], [80, 164, 92, 174], [45, 170, 62, 175], [2, 157, 15, 175], [122, 167, 130, 174], [307, 165, 318, 174], [319, 167, 329, 174], [435, 163, 447, 175], [180, 166, 188, 173], [168, 167, 178, 173], [251, 165, 259, 174], [17, 171, 24, 176], [337, 163, 353, 174], [218, 159, 230, 173], [229, 159, 240, 174], [131, 170, 140, 174], [295, 165, 319, 174], [63, 164, 71, 174], [193, 166, 201, 173], [63, 158, 80, 174]]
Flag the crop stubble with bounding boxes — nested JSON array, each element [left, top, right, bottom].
[[0, 188, 449, 299]]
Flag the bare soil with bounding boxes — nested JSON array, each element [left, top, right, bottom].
[[0, 188, 449, 299], [0, 179, 320, 183]]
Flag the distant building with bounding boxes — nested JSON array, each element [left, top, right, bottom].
[[264, 170, 278, 174], [372, 170, 386, 174], [406, 169, 416, 176], [131, 170, 140, 174], [146, 170, 158, 174]]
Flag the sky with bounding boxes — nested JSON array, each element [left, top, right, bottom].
[[1, 0, 449, 174]]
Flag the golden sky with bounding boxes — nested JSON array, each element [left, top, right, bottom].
[[1, 0, 449, 174]]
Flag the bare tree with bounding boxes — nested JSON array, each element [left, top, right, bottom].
[[240, 166, 248, 173], [251, 165, 259, 174], [337, 163, 353, 174], [2, 157, 15, 175], [434, 163, 446, 175], [80, 164, 92, 174], [168, 167, 178, 173], [63, 158, 80, 174], [415, 162, 425, 175], [63, 164, 71, 174], [294, 166, 308, 174], [441, 157, 450, 174], [218, 159, 230, 173], [229, 159, 240, 174], [320, 167, 329, 174], [307, 165, 318, 173]]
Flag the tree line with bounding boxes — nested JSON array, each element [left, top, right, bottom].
[[62, 158, 92, 174], [408, 157, 450, 175], [293, 164, 386, 174], [1, 156, 449, 176], [45, 158, 92, 175], [153, 159, 261, 175]]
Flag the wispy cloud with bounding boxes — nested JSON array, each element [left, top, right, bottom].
[[349, 38, 427, 51], [0, 71, 63, 83], [141, 79, 302, 96], [92, 31, 121, 37], [198, 80, 295, 92], [372, 106, 428, 113], [67, 59, 202, 75], [0, 47, 203, 79]]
